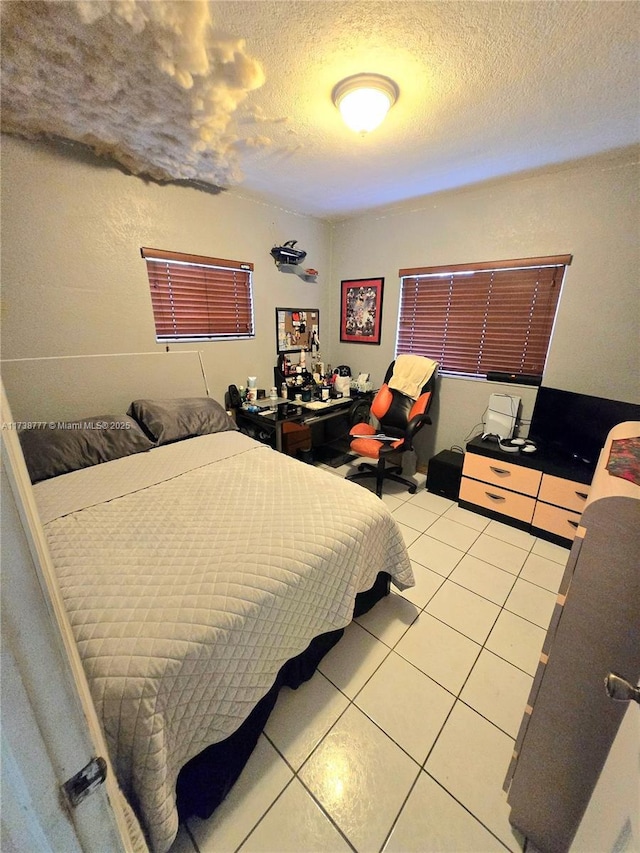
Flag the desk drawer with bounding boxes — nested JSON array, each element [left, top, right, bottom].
[[460, 477, 536, 523], [463, 454, 542, 497], [532, 502, 581, 541], [282, 422, 311, 455], [538, 474, 590, 512]]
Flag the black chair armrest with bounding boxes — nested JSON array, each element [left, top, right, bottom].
[[403, 413, 432, 447]]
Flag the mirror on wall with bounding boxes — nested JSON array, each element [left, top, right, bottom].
[[275, 308, 320, 353]]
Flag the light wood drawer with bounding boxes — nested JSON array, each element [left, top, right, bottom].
[[538, 474, 590, 512], [532, 501, 581, 541], [462, 453, 542, 497], [460, 476, 536, 523]]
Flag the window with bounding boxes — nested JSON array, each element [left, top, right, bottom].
[[396, 254, 571, 380], [141, 247, 254, 342]]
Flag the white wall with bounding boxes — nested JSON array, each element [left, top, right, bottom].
[[0, 136, 330, 405], [1, 137, 638, 461], [329, 149, 640, 457]]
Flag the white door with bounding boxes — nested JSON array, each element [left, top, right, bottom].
[[571, 689, 640, 853], [1, 388, 147, 852]]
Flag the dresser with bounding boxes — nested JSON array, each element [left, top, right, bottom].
[[459, 436, 593, 545], [504, 421, 640, 852]]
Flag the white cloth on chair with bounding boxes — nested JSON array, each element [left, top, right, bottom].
[[388, 355, 438, 400]]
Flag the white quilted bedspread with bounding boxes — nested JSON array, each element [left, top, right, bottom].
[[35, 432, 413, 853]]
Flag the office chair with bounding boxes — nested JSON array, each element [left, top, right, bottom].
[[346, 359, 436, 498]]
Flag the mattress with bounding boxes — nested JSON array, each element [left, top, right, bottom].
[[35, 431, 414, 853]]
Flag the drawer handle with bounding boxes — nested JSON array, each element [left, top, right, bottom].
[[568, 519, 579, 528], [485, 491, 506, 502], [489, 466, 510, 476], [575, 491, 588, 500]]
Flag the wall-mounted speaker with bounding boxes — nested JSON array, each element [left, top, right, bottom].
[[486, 372, 542, 386]]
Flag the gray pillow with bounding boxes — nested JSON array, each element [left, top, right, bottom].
[[127, 397, 237, 445], [19, 414, 155, 483]]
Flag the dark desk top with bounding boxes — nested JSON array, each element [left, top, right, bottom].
[[236, 403, 301, 426], [237, 394, 356, 426], [466, 435, 595, 485]]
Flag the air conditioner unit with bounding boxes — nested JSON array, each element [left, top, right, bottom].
[[482, 393, 520, 440]]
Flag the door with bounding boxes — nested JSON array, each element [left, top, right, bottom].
[[571, 685, 639, 853], [1, 386, 147, 852]]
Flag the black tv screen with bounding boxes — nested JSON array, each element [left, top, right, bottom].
[[529, 386, 640, 469]]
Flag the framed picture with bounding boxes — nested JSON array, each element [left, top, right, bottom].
[[275, 307, 320, 353], [340, 278, 384, 344]]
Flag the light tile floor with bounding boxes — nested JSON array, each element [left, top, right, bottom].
[[170, 459, 569, 853]]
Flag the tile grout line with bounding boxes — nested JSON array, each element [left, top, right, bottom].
[[342, 483, 564, 851], [387, 508, 555, 849], [422, 770, 519, 853], [347, 491, 566, 849], [410, 515, 567, 851], [401, 521, 527, 852], [376, 768, 423, 853]]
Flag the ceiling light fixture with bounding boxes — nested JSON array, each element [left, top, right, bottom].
[[332, 73, 399, 134]]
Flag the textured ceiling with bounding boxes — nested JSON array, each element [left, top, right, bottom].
[[2, 1, 638, 220]]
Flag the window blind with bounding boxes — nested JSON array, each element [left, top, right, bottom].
[[141, 247, 254, 342], [396, 255, 571, 379]]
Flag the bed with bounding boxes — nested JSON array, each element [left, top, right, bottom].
[[16, 384, 415, 853]]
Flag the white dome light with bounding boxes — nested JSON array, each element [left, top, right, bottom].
[[332, 73, 399, 134]]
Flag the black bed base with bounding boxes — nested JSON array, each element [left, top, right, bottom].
[[176, 570, 391, 822]]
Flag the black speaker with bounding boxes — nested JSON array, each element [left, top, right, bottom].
[[227, 384, 242, 408], [426, 450, 464, 501], [486, 371, 542, 386]]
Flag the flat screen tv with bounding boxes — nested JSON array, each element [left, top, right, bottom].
[[529, 386, 640, 469]]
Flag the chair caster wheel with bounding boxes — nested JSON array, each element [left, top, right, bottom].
[[358, 464, 367, 472], [408, 485, 417, 494]]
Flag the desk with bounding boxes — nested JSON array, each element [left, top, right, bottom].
[[236, 399, 305, 453], [235, 394, 372, 459]]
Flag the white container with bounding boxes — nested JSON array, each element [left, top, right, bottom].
[[334, 375, 351, 397]]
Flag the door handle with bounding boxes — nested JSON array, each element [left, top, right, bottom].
[[604, 673, 640, 704]]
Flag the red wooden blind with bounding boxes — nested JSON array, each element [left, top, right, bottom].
[[141, 247, 254, 342], [396, 255, 571, 378]]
